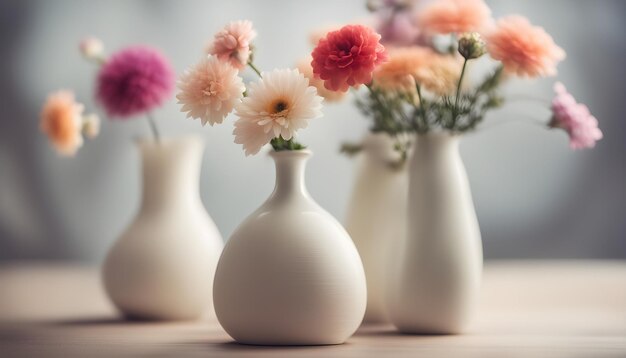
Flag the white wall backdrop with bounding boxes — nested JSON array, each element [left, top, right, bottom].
[[0, 0, 624, 262]]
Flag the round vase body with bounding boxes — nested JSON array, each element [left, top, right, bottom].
[[102, 136, 224, 321], [344, 133, 408, 323], [387, 133, 482, 334], [213, 150, 366, 345]]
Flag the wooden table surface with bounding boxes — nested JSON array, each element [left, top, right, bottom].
[[0, 261, 625, 357]]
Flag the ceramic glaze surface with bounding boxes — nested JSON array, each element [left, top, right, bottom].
[[344, 133, 408, 323], [102, 137, 224, 321], [388, 133, 483, 334], [213, 150, 366, 345]]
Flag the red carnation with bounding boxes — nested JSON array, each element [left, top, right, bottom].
[[311, 25, 388, 92]]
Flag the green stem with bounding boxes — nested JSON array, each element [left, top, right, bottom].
[[452, 58, 469, 129], [415, 84, 427, 132], [506, 95, 551, 106], [146, 113, 160, 143], [248, 62, 263, 78], [454, 58, 468, 110], [270, 136, 305, 151], [479, 116, 548, 131], [366, 84, 392, 132]]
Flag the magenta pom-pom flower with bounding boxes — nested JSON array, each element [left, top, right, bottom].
[[311, 25, 388, 92], [96, 45, 175, 118]]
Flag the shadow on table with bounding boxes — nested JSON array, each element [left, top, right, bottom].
[[356, 323, 455, 337], [48, 316, 184, 326]]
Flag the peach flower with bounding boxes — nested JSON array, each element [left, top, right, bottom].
[[485, 16, 566, 78], [208, 20, 257, 70], [177, 55, 245, 126], [309, 25, 342, 47], [40, 90, 85, 156], [373, 46, 460, 96], [419, 0, 492, 34], [297, 58, 346, 103]]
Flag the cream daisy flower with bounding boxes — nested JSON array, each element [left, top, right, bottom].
[[177, 55, 245, 126], [233, 69, 324, 156], [82, 113, 101, 139]]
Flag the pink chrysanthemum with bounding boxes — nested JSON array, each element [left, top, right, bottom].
[[96, 45, 175, 118], [550, 82, 602, 149], [177, 55, 245, 126], [311, 24, 388, 92], [485, 16, 566, 78], [209, 20, 257, 70], [419, 0, 491, 34], [40, 90, 84, 156]]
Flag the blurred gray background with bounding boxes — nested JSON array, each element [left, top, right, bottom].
[[0, 0, 624, 262]]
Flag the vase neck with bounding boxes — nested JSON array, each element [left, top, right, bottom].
[[138, 137, 203, 210], [413, 133, 460, 159], [362, 133, 405, 164], [269, 150, 311, 202]]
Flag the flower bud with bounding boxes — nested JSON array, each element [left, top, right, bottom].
[[458, 32, 486, 60], [79, 37, 104, 60], [82, 113, 100, 139]]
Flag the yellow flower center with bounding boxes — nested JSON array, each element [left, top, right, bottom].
[[269, 98, 289, 116]]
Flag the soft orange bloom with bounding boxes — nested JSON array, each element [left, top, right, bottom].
[[419, 0, 491, 34], [308, 25, 342, 47], [297, 58, 346, 103], [373, 47, 460, 96], [485, 15, 565, 78], [40, 90, 84, 156]]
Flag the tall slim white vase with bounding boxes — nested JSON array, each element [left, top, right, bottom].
[[102, 136, 224, 321], [387, 133, 482, 334], [213, 150, 366, 345], [344, 133, 408, 323]]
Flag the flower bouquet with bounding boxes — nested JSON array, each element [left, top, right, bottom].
[[40, 38, 224, 321], [308, 0, 603, 334], [176, 20, 366, 345]]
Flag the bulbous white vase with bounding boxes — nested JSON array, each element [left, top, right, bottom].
[[213, 150, 366, 345], [102, 136, 224, 321], [344, 133, 408, 324], [387, 133, 482, 334]]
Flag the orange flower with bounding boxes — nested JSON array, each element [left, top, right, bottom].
[[40, 90, 84, 156], [485, 16, 565, 78], [419, 0, 491, 34], [297, 58, 346, 103], [373, 47, 460, 96]]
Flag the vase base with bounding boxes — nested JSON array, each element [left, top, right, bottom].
[[230, 339, 346, 347], [393, 323, 466, 336]]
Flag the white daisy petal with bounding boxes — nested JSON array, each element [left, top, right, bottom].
[[232, 68, 324, 155]]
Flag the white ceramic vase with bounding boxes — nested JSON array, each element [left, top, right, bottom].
[[344, 133, 408, 323], [387, 133, 482, 334], [213, 150, 366, 345], [103, 136, 224, 321]]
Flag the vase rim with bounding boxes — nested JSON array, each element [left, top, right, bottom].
[[268, 149, 313, 158], [416, 131, 463, 141], [416, 131, 461, 139], [135, 134, 203, 147]]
